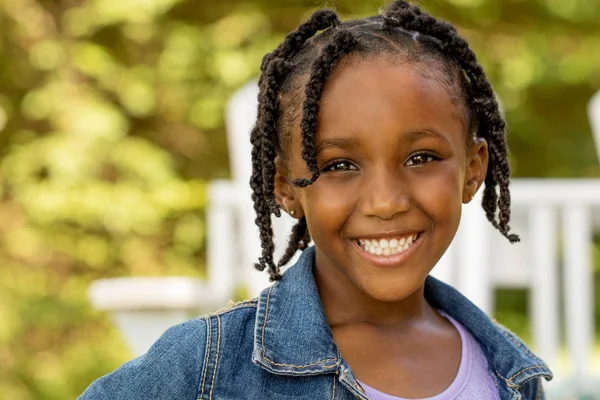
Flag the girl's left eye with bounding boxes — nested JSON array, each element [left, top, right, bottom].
[[322, 160, 358, 172], [406, 153, 440, 166]]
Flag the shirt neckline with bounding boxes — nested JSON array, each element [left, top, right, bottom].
[[358, 310, 471, 400]]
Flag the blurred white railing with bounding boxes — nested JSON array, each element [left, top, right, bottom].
[[444, 179, 600, 390], [88, 277, 222, 356]]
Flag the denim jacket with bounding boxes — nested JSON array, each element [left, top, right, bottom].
[[80, 247, 552, 400]]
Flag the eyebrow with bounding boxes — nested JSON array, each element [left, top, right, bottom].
[[315, 137, 361, 155], [402, 128, 452, 145], [315, 128, 452, 155]]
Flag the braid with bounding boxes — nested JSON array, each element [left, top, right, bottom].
[[382, 2, 519, 243], [276, 218, 311, 268], [292, 30, 358, 187], [269, 30, 359, 267], [260, 10, 342, 215], [251, 10, 342, 280]]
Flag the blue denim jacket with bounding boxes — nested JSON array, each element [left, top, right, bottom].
[[80, 247, 552, 399]]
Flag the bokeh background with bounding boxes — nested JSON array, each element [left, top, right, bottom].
[[1, 0, 600, 398]]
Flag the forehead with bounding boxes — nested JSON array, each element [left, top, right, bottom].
[[314, 59, 467, 144]]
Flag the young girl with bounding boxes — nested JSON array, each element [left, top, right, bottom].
[[80, 1, 552, 399]]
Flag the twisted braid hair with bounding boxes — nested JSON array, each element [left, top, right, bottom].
[[381, 2, 518, 242], [250, 1, 519, 281]]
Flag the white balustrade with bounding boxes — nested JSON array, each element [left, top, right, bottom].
[[88, 277, 223, 356], [588, 89, 600, 161], [530, 205, 559, 369], [562, 205, 594, 382], [455, 191, 493, 315]]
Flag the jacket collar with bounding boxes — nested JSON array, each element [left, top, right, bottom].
[[423, 277, 553, 387], [253, 247, 341, 375], [253, 247, 552, 387]]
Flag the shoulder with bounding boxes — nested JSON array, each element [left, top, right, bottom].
[[487, 321, 551, 399], [491, 320, 544, 365], [200, 299, 260, 348], [79, 299, 259, 400], [209, 298, 259, 317], [203, 298, 259, 334]]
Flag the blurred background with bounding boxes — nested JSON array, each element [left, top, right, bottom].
[[1, 0, 600, 398]]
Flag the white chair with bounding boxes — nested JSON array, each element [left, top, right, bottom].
[[588, 90, 600, 161], [210, 80, 297, 299], [88, 277, 225, 357]]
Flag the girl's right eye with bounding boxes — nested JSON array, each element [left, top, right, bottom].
[[322, 160, 358, 172]]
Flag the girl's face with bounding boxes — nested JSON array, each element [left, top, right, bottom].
[[275, 59, 488, 303]]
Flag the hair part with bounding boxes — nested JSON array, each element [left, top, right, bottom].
[[250, 1, 519, 281]]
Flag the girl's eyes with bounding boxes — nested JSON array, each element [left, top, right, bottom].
[[406, 153, 440, 166], [321, 153, 440, 172], [322, 160, 358, 172]]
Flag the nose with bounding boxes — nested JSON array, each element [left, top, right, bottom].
[[361, 168, 410, 220]]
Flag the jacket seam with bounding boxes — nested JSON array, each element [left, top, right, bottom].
[[331, 374, 336, 400], [260, 286, 337, 369], [207, 300, 258, 317], [490, 327, 551, 391], [260, 286, 272, 358], [209, 314, 221, 400], [507, 365, 549, 383], [498, 326, 545, 365], [491, 358, 526, 393], [487, 361, 503, 397], [491, 361, 512, 388], [261, 358, 339, 369], [199, 317, 212, 399]]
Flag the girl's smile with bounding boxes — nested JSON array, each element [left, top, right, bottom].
[[353, 231, 423, 268]]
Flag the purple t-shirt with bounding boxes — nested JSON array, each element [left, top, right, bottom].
[[357, 312, 500, 400]]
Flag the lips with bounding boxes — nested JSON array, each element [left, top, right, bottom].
[[357, 233, 420, 256], [350, 230, 424, 268]]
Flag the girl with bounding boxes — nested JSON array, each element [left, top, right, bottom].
[[80, 1, 552, 399]]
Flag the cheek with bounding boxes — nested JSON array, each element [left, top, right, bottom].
[[299, 180, 358, 239], [412, 165, 464, 226]]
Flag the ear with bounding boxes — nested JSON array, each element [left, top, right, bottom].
[[462, 137, 488, 204], [274, 156, 304, 218]]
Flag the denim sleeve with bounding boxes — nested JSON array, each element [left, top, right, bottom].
[[519, 377, 545, 400], [78, 318, 207, 400]]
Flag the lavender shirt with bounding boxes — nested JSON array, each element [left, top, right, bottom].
[[358, 312, 500, 400]]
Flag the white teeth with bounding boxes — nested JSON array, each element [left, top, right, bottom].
[[357, 233, 420, 256]]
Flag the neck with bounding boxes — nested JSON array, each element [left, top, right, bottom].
[[314, 250, 434, 329]]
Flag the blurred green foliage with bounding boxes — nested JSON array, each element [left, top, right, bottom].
[[0, 0, 599, 398]]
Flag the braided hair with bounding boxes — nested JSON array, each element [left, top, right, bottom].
[[250, 1, 519, 281]]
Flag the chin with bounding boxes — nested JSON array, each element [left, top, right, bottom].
[[360, 278, 425, 303]]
